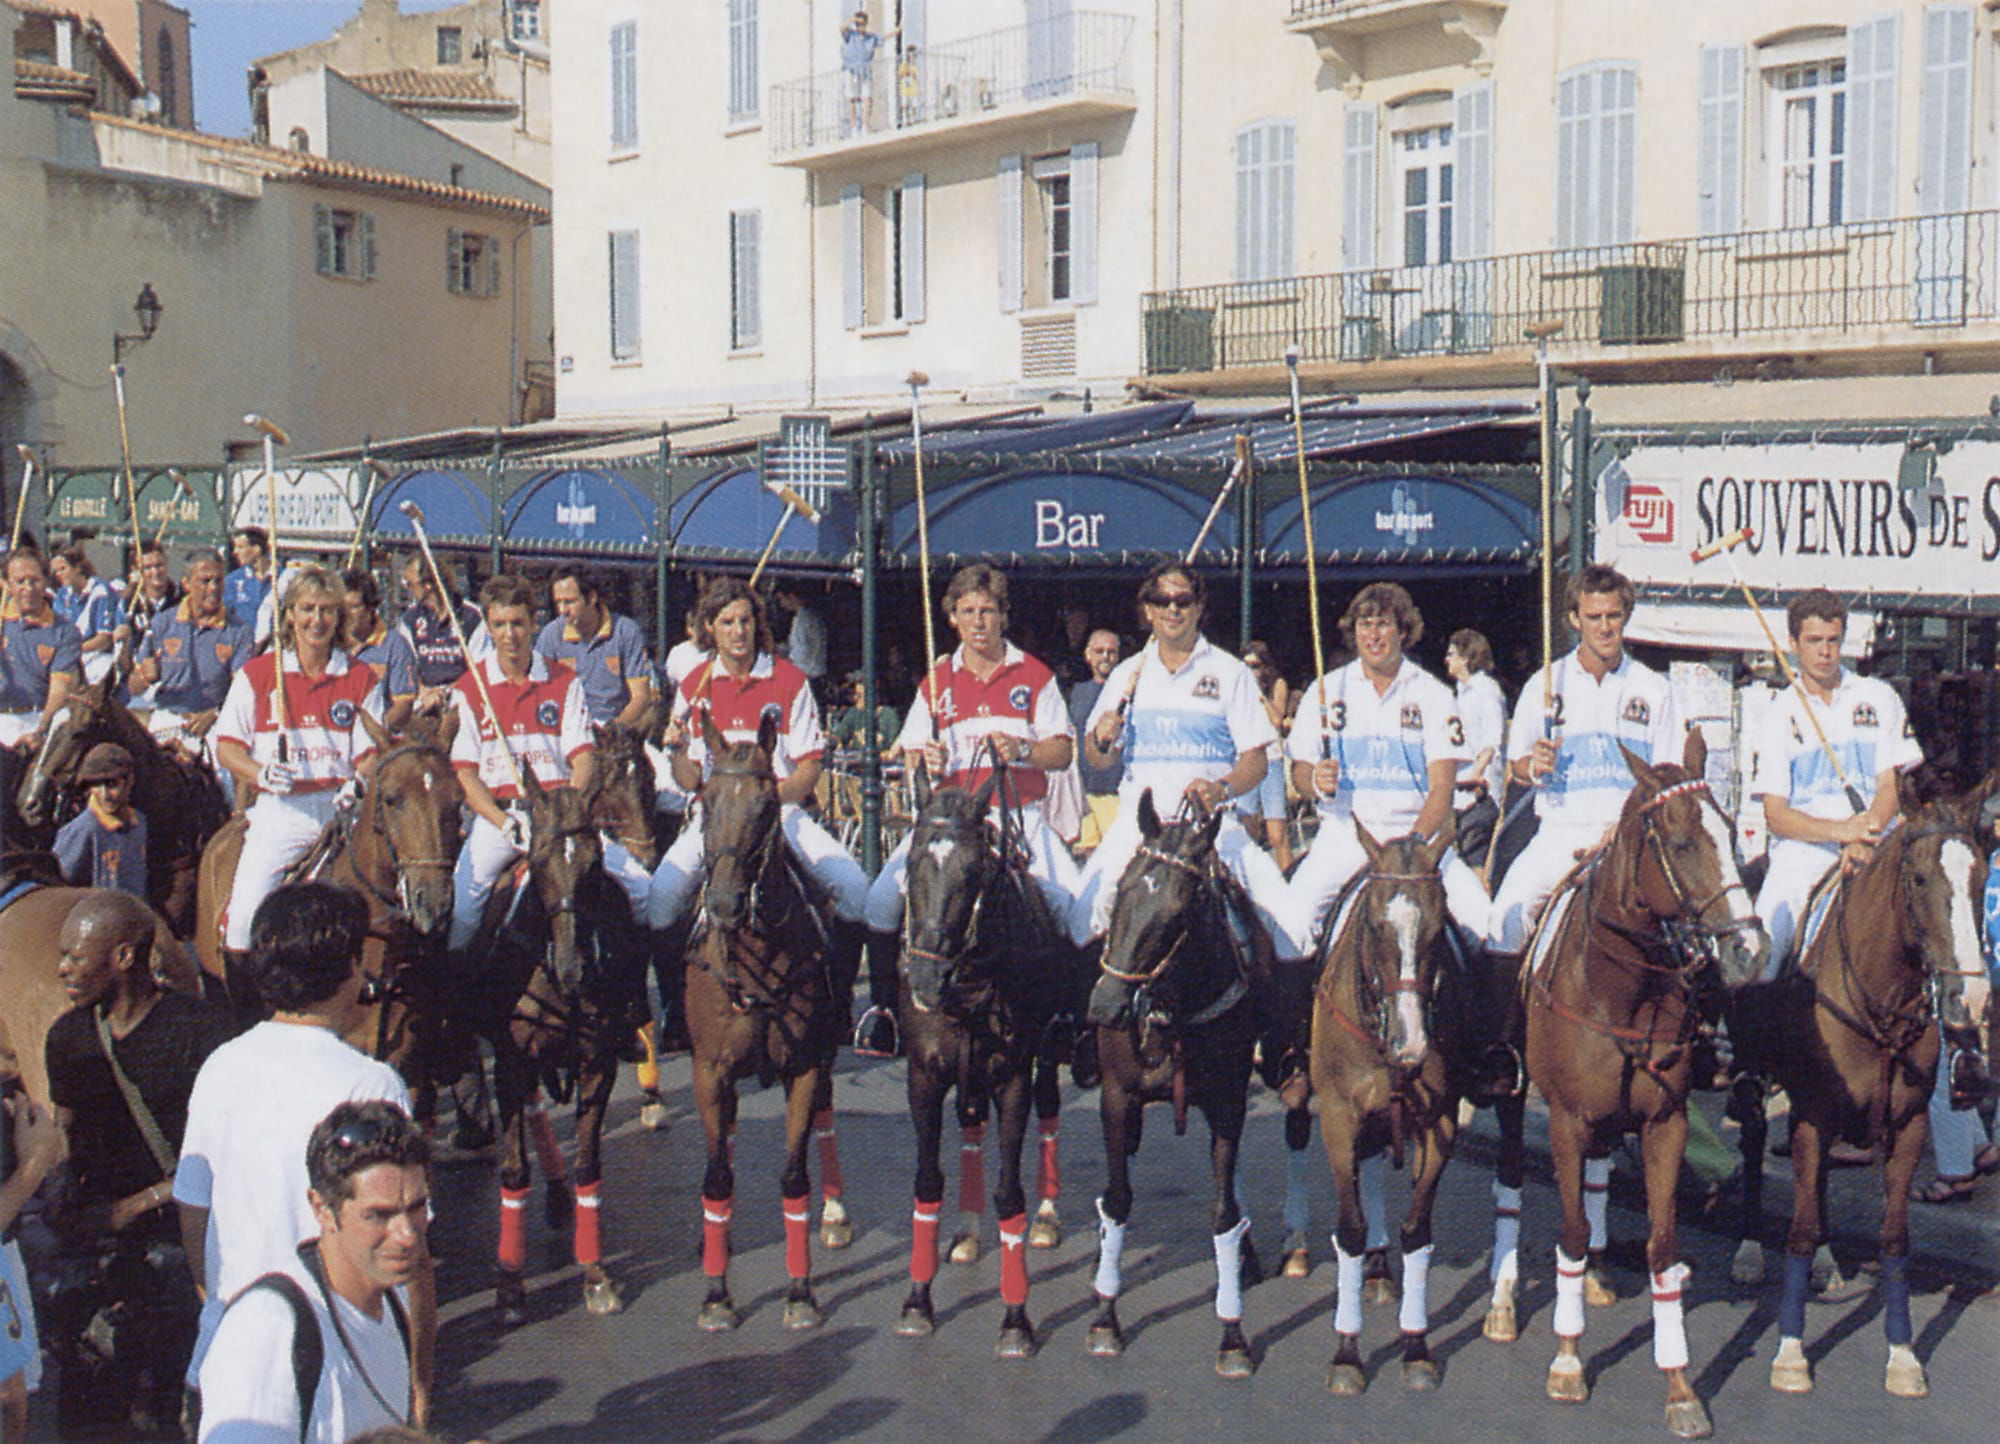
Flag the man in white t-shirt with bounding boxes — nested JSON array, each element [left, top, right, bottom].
[[175, 882, 426, 1428], [197, 1099, 427, 1443]]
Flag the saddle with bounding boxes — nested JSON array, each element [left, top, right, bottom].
[[1792, 865, 1846, 979]]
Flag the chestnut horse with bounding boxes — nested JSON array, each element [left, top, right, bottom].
[[1520, 732, 1766, 1438]]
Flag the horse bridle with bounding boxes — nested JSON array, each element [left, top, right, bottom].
[[901, 816, 998, 987], [1097, 841, 1205, 985], [1320, 865, 1447, 1064], [1619, 777, 1760, 972], [697, 760, 783, 922], [345, 742, 457, 924]]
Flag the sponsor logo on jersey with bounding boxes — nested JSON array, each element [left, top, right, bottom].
[[536, 698, 562, 729], [329, 699, 357, 729], [1621, 697, 1651, 726], [1192, 674, 1220, 700], [1399, 703, 1423, 731], [1009, 684, 1032, 712], [606, 656, 623, 676], [1853, 703, 1878, 728]]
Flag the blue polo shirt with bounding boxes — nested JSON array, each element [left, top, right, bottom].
[[53, 579, 118, 646], [353, 621, 419, 703], [0, 610, 81, 712], [55, 804, 149, 897], [222, 565, 269, 627], [535, 610, 652, 723], [398, 599, 483, 688], [136, 600, 254, 713]]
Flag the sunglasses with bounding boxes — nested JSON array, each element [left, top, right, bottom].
[[1145, 592, 1199, 610], [329, 1115, 390, 1153]]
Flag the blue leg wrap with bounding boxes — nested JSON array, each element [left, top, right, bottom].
[[1881, 1254, 1912, 1347], [1779, 1251, 1812, 1340]]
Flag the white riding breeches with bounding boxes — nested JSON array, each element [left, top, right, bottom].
[[448, 813, 651, 950], [0, 712, 38, 748], [646, 802, 869, 930], [1487, 820, 1607, 955], [1071, 806, 1309, 960], [1288, 813, 1491, 947], [223, 791, 339, 950], [863, 802, 1081, 933], [147, 709, 233, 803], [1755, 838, 1841, 982]]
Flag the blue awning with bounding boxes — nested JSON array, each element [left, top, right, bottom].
[[1260, 473, 1536, 571], [877, 402, 1195, 461], [888, 470, 1235, 568], [1099, 405, 1528, 467], [505, 467, 655, 551], [370, 468, 491, 545], [668, 467, 857, 567]]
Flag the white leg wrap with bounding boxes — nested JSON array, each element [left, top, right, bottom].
[[1284, 1145, 1312, 1237], [1583, 1157, 1612, 1251], [1333, 1238, 1365, 1336], [1361, 1151, 1391, 1252], [1212, 1216, 1251, 1321], [1490, 1182, 1523, 1287], [1554, 1247, 1588, 1339], [1651, 1262, 1690, 1370], [1093, 1196, 1126, 1299], [1399, 1244, 1434, 1335]]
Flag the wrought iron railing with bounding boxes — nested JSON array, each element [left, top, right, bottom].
[[770, 11, 1136, 156], [1139, 211, 2000, 373], [1287, 0, 1478, 22]]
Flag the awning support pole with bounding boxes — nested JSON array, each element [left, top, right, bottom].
[[859, 417, 882, 876], [655, 423, 671, 657], [488, 425, 505, 577], [1567, 379, 1594, 576], [1235, 427, 1254, 653]]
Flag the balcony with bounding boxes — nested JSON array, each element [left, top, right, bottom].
[[1140, 212, 2000, 377], [769, 12, 1137, 170], [1284, 1, 1507, 85]]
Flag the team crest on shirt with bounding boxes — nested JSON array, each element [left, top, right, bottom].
[[214, 645, 234, 664], [760, 702, 783, 727], [1853, 703, 1879, 728], [1009, 684, 1031, 712], [163, 637, 184, 657], [1399, 704, 1423, 731], [606, 656, 623, 676], [1193, 674, 1220, 700], [329, 699, 357, 728], [536, 699, 561, 729], [1621, 698, 1651, 726], [35, 645, 52, 665]]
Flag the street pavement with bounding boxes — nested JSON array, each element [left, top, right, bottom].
[[421, 1053, 2000, 1443]]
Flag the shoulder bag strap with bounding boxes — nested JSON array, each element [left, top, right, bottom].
[[93, 1007, 176, 1181]]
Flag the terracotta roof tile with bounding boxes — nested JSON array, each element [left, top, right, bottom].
[[345, 67, 510, 106], [13, 57, 93, 89]]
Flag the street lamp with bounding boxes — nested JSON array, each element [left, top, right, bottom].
[[113, 283, 163, 363]]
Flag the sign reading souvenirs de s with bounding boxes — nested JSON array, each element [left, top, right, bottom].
[[1594, 437, 2000, 597]]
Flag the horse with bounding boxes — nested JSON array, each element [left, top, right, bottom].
[[467, 767, 649, 1324], [1083, 790, 1269, 1378], [1311, 822, 1459, 1396], [891, 777, 1073, 1356], [1520, 731, 1767, 1438], [17, 669, 232, 934], [1746, 770, 1997, 1398]]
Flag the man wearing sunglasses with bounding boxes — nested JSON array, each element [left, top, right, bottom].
[[1072, 563, 1309, 960]]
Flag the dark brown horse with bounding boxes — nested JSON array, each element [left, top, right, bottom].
[[1755, 771, 1997, 1398], [1311, 822, 1457, 1396], [685, 710, 842, 1332], [1083, 791, 1267, 1378], [1521, 731, 1766, 1438], [891, 778, 1072, 1356], [18, 669, 232, 934]]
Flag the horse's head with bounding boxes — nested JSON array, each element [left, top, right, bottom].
[[18, 670, 115, 825], [586, 714, 661, 870], [903, 775, 999, 1013], [521, 767, 603, 993], [1888, 767, 1996, 1041], [360, 714, 463, 938], [698, 708, 781, 936], [1352, 821, 1452, 1071], [1089, 788, 1224, 1026], [1620, 729, 1768, 987]]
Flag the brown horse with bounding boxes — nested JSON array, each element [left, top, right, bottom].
[[685, 710, 842, 1333], [1311, 823, 1457, 1396], [1756, 771, 1997, 1398], [18, 669, 232, 934], [1521, 731, 1766, 1438]]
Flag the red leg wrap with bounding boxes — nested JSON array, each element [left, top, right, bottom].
[[784, 1193, 812, 1281], [911, 1200, 941, 1284], [573, 1180, 602, 1266], [702, 1196, 732, 1278], [814, 1108, 845, 1200], [1039, 1122, 1061, 1201], [498, 1185, 528, 1272], [998, 1213, 1029, 1306], [958, 1123, 987, 1216]]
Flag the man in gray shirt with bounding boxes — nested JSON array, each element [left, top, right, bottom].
[[1068, 628, 1124, 852]]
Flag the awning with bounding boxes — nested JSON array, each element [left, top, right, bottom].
[[668, 466, 858, 568], [370, 467, 492, 547], [505, 467, 655, 551], [1629, 600, 1878, 658], [876, 402, 1194, 461], [887, 469, 1235, 569], [1259, 473, 1536, 571], [1098, 404, 1529, 467]]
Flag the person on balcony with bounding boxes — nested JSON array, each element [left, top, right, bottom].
[[840, 9, 896, 134]]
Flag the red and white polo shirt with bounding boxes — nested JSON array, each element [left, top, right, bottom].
[[674, 652, 822, 781], [897, 642, 1071, 806], [214, 650, 383, 791], [449, 652, 591, 801]]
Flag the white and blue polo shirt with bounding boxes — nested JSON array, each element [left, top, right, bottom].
[[1086, 635, 1274, 811], [1505, 650, 1680, 829], [1288, 658, 1465, 835], [1748, 670, 1921, 820]]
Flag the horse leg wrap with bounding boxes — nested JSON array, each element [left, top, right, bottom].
[[1284, 1144, 1312, 1238], [1651, 1262, 1690, 1370], [910, 1200, 941, 1284], [1490, 1182, 1522, 1287], [1038, 1121, 1061, 1202], [498, 1186, 529, 1272], [1361, 1151, 1391, 1253], [959, 1124, 987, 1216], [527, 1102, 568, 1184], [1554, 1248, 1587, 1339], [1779, 1251, 1811, 1339], [1583, 1158, 1611, 1251], [573, 1180, 602, 1268], [814, 1109, 845, 1200], [998, 1213, 1030, 1307], [1332, 1239, 1365, 1336], [1881, 1254, 1912, 1347], [1093, 1197, 1126, 1299], [1212, 1216, 1251, 1321], [634, 1027, 660, 1093], [702, 1196, 733, 1278], [783, 1194, 812, 1281], [1399, 1243, 1434, 1335]]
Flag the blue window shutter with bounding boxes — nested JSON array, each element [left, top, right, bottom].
[[1846, 13, 1901, 222], [1068, 142, 1098, 305], [1341, 103, 1377, 269], [841, 184, 865, 329], [900, 172, 926, 322], [998, 154, 1023, 313], [1697, 46, 1743, 236]]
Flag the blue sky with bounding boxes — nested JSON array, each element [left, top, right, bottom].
[[185, 0, 462, 139]]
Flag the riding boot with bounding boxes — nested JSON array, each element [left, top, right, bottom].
[[652, 921, 695, 1054], [1070, 940, 1103, 1088], [852, 926, 900, 1058], [1476, 947, 1526, 1102], [220, 948, 264, 1031], [1724, 982, 1775, 1125]]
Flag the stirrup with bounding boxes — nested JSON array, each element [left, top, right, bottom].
[[1478, 1043, 1524, 1102], [853, 1005, 900, 1059]]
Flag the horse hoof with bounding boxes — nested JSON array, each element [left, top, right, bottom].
[[1546, 1357, 1588, 1403], [1086, 1324, 1123, 1358], [698, 1298, 741, 1333], [1483, 1303, 1517, 1344], [583, 1275, 623, 1315], [948, 1232, 981, 1265], [639, 1100, 668, 1131], [1325, 1361, 1366, 1397], [1730, 1240, 1765, 1287], [1216, 1346, 1253, 1380], [1583, 1268, 1617, 1308], [1402, 1358, 1440, 1392], [894, 1303, 934, 1338], [820, 1217, 854, 1251], [781, 1295, 823, 1331], [1885, 1345, 1928, 1398], [1769, 1356, 1812, 1394], [997, 1325, 1037, 1360], [1665, 1398, 1713, 1439], [1029, 1201, 1062, 1249], [1282, 1248, 1311, 1280]]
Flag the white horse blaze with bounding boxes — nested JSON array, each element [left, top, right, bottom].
[[1697, 803, 1756, 923], [1386, 892, 1425, 1062], [924, 838, 955, 869], [1940, 838, 1991, 1021]]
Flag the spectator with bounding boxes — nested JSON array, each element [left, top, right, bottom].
[[839, 9, 895, 132], [116, 543, 181, 678], [197, 1100, 428, 1442], [1446, 627, 1507, 866], [53, 742, 149, 897], [222, 529, 272, 632], [1, 1077, 62, 1444], [535, 564, 655, 727], [45, 891, 231, 1436], [396, 553, 486, 718], [1055, 605, 1094, 685], [50, 545, 118, 685], [1069, 627, 1123, 852], [1240, 640, 1295, 872], [174, 882, 428, 1432], [343, 569, 419, 735], [772, 583, 827, 687], [827, 669, 898, 753]]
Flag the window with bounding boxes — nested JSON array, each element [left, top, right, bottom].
[[998, 145, 1093, 313], [1235, 120, 1295, 282], [436, 26, 462, 65], [1555, 63, 1637, 248], [609, 21, 639, 151], [1774, 61, 1845, 227], [728, 0, 759, 124], [1032, 157, 1073, 304], [1396, 124, 1453, 266], [730, 210, 761, 348], [313, 205, 376, 280], [449, 161, 465, 188], [447, 230, 501, 297], [510, 0, 541, 42], [155, 27, 176, 122], [842, 174, 926, 327], [609, 229, 641, 360]]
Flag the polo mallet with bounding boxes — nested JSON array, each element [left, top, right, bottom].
[[244, 414, 291, 759], [1285, 343, 1334, 763], [11, 445, 36, 550], [1186, 438, 1248, 565], [907, 369, 943, 746], [153, 469, 194, 550], [1692, 525, 1867, 814], [399, 498, 526, 797], [110, 365, 146, 565], [687, 482, 826, 709], [347, 458, 394, 569], [1526, 320, 1566, 762]]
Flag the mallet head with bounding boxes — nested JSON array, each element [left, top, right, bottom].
[[14, 444, 32, 462], [398, 499, 428, 527], [242, 414, 290, 445], [905, 369, 930, 390], [1284, 343, 1301, 370], [1524, 320, 1566, 342], [366, 458, 398, 481]]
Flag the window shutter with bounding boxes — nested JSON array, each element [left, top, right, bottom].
[[1272, 122, 1295, 279], [727, 0, 759, 123], [484, 236, 502, 297], [1919, 4, 1972, 214], [314, 204, 333, 275], [1454, 82, 1494, 258], [1068, 142, 1097, 305], [1234, 125, 1259, 281], [446, 227, 463, 293], [610, 21, 638, 148], [1341, 103, 1377, 269], [1555, 71, 1581, 247], [734, 210, 762, 347], [903, 0, 926, 56], [841, 184, 865, 329], [359, 212, 377, 279], [1610, 65, 1637, 244], [898, 173, 927, 323], [1846, 13, 1901, 221], [609, 229, 640, 359], [1696, 46, 1742, 236], [998, 154, 1023, 313]]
